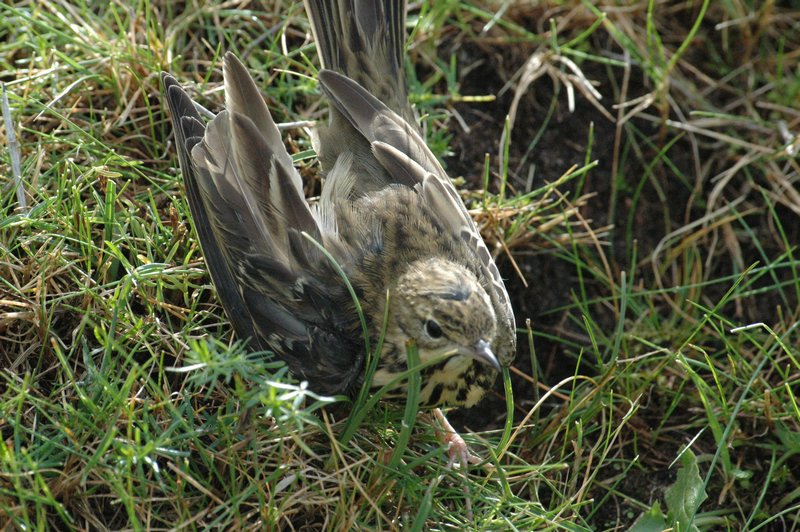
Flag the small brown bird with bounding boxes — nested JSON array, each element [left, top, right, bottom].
[[162, 0, 516, 408]]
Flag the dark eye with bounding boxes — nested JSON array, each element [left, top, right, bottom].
[[424, 320, 443, 339]]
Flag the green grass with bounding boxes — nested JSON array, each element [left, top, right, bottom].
[[2, 0, 799, 529]]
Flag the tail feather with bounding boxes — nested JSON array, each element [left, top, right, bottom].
[[303, 0, 412, 124], [304, 0, 420, 195]]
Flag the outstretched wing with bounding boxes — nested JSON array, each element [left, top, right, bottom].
[[163, 53, 365, 393]]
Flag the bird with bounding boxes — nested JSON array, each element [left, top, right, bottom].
[[161, 0, 516, 410]]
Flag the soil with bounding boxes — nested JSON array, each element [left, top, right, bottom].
[[434, 25, 634, 431], [421, 7, 799, 527]]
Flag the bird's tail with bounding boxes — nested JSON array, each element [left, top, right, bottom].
[[304, 0, 414, 125]]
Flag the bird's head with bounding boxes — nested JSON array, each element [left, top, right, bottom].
[[390, 258, 500, 371]]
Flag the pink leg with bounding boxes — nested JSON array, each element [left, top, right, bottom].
[[433, 408, 483, 468], [431, 408, 487, 520]]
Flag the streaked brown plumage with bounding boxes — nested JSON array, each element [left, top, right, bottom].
[[162, 0, 516, 407]]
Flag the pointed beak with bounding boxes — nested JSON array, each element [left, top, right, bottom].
[[469, 339, 502, 372]]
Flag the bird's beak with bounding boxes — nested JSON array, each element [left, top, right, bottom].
[[469, 339, 502, 372]]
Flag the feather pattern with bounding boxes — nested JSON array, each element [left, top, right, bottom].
[[163, 56, 365, 395], [317, 69, 516, 365], [162, 0, 516, 406]]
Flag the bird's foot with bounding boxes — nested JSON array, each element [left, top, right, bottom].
[[433, 408, 483, 470], [431, 407, 496, 521]]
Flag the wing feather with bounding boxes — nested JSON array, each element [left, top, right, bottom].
[[162, 56, 365, 393]]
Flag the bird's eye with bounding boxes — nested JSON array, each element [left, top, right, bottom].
[[424, 319, 443, 339]]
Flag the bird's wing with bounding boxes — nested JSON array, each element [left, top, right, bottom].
[[163, 53, 365, 393], [318, 70, 517, 364]]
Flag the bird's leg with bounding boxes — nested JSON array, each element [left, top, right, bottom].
[[432, 408, 483, 468], [429, 407, 488, 521]]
